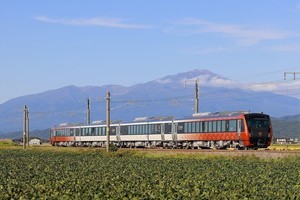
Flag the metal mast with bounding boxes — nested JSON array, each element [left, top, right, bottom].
[[106, 92, 111, 152], [185, 79, 199, 114], [87, 98, 91, 125]]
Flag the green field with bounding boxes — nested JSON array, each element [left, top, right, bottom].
[[0, 147, 299, 199]]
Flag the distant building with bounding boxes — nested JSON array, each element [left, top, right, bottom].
[[275, 138, 300, 144], [29, 138, 41, 146], [276, 138, 288, 144]]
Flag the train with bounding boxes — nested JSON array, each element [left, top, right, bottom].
[[50, 111, 273, 149]]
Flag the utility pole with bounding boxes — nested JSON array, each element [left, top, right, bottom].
[[26, 107, 29, 147], [185, 79, 199, 114], [284, 72, 300, 80], [87, 98, 91, 125], [106, 92, 111, 152], [23, 105, 29, 149]]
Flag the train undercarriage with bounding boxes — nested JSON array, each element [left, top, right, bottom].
[[52, 139, 263, 150]]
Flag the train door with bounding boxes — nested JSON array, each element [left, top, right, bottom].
[[237, 120, 242, 145], [172, 122, 178, 141], [116, 125, 121, 142]]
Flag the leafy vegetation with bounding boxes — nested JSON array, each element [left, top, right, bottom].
[[0, 148, 299, 199]]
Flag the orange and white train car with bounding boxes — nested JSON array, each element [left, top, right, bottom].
[[50, 112, 272, 149]]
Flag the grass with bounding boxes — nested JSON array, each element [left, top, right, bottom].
[[0, 140, 16, 147], [269, 143, 300, 150]]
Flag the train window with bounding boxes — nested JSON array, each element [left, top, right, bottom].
[[217, 121, 221, 132], [99, 127, 104, 136], [208, 121, 212, 132], [75, 129, 80, 136], [144, 125, 148, 134], [165, 123, 172, 134], [203, 122, 208, 132], [184, 123, 188, 133], [177, 123, 184, 133], [111, 127, 116, 135], [212, 121, 217, 132], [155, 124, 161, 134], [136, 125, 141, 135], [229, 120, 237, 132], [136, 125, 140, 135], [70, 129, 74, 136], [133, 125, 136, 135], [139, 125, 142, 134], [148, 125, 151, 134], [222, 121, 229, 132], [241, 120, 245, 132], [192, 122, 196, 133], [140, 125, 144, 134], [134, 125, 137, 135], [121, 126, 128, 135], [91, 128, 95, 136], [127, 126, 130, 135], [187, 123, 192, 133], [128, 126, 132, 135], [195, 122, 200, 132]]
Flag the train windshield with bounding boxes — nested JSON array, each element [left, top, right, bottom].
[[245, 114, 270, 129]]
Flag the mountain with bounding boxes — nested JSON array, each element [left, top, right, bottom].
[[272, 115, 300, 138], [0, 69, 299, 134]]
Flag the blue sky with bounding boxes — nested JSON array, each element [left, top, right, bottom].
[[1, 0, 300, 103]]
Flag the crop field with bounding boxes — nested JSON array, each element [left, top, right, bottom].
[[0, 147, 299, 199]]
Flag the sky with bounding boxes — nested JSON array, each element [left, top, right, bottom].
[[1, 0, 300, 103]]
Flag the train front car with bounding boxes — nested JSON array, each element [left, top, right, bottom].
[[243, 113, 272, 148]]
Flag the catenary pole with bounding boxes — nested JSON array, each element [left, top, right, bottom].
[[195, 80, 199, 113], [87, 98, 91, 125], [106, 92, 111, 152], [284, 72, 300, 80], [26, 106, 29, 147], [23, 105, 27, 149], [185, 79, 199, 114]]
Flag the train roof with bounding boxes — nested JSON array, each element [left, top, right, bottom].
[[191, 111, 250, 119], [52, 111, 270, 129]]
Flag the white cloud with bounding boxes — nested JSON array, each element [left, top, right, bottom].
[[245, 80, 300, 99], [35, 16, 152, 29], [182, 75, 238, 88], [165, 18, 299, 46], [155, 78, 172, 84]]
